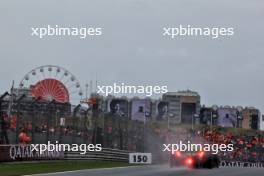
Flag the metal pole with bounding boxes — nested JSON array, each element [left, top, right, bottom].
[[0, 98, 3, 144], [102, 110, 105, 147], [31, 98, 39, 144], [167, 116, 170, 129], [143, 112, 147, 152], [192, 113, 194, 130], [0, 92, 9, 144], [91, 99, 98, 145], [15, 103, 20, 144], [72, 104, 81, 144], [59, 111, 63, 143], [46, 100, 55, 143], [15, 94, 26, 144], [210, 111, 213, 130], [46, 104, 50, 143], [31, 103, 36, 143]]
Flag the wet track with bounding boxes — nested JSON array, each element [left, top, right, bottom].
[[33, 165, 264, 176]]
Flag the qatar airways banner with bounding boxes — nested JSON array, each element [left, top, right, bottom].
[[220, 161, 264, 168], [217, 108, 237, 127], [0, 145, 64, 162], [131, 99, 151, 122], [106, 99, 129, 118]]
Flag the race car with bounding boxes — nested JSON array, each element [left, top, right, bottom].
[[170, 151, 220, 169]]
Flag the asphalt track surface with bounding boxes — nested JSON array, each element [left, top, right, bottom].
[[32, 165, 264, 176]]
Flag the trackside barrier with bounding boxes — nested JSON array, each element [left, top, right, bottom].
[[0, 145, 130, 163], [64, 148, 130, 162]]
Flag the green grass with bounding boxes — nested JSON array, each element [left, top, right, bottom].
[[0, 160, 131, 176]]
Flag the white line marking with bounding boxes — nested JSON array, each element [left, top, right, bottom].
[[23, 166, 142, 176]]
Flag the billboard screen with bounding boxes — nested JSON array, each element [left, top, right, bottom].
[[131, 99, 151, 122], [181, 103, 196, 124], [217, 108, 237, 127], [107, 99, 129, 118], [199, 107, 211, 124], [156, 101, 169, 121]]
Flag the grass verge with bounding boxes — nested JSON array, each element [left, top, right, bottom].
[[0, 160, 131, 176]]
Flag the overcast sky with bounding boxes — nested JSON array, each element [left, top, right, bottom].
[[0, 0, 264, 111]]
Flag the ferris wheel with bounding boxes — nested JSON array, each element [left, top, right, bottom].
[[19, 65, 83, 104]]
